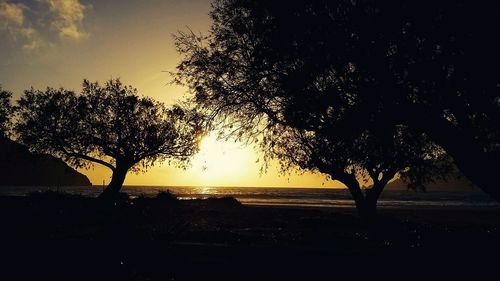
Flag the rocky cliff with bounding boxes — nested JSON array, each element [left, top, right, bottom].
[[0, 138, 92, 186]]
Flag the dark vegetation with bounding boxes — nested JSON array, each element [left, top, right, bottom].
[[0, 2, 496, 219], [174, 0, 499, 217], [0, 86, 12, 137], [14, 79, 204, 199], [0, 191, 498, 280], [0, 1, 499, 277], [2, 88, 91, 186]]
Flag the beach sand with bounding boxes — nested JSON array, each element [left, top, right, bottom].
[[0, 192, 498, 280]]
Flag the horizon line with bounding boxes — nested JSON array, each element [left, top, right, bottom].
[[91, 184, 348, 189]]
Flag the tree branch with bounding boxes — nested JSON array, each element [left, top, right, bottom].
[[66, 152, 116, 171]]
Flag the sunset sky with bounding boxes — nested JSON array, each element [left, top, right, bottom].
[[0, 0, 343, 188]]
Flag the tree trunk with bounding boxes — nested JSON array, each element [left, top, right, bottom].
[[99, 166, 128, 200], [348, 178, 390, 220], [359, 199, 378, 220], [344, 182, 378, 220], [337, 174, 372, 219], [326, 169, 392, 220], [360, 182, 386, 220]]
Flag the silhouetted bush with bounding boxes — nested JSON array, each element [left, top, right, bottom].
[[112, 192, 131, 205], [156, 190, 178, 201], [204, 196, 241, 208], [132, 190, 179, 209], [27, 190, 86, 201]]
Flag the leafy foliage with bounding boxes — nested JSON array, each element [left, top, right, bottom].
[[173, 0, 463, 215], [15, 79, 204, 195], [174, 0, 500, 207], [272, 125, 448, 187], [0, 86, 13, 137]]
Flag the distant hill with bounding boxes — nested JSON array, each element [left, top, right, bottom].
[[0, 138, 91, 187], [383, 175, 477, 192]]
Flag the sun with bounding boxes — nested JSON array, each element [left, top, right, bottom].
[[188, 134, 255, 186]]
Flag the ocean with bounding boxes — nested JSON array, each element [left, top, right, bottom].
[[0, 185, 498, 208]]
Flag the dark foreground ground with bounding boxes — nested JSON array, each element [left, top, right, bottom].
[[1, 191, 499, 280]]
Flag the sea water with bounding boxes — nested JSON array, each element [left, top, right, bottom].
[[0, 185, 498, 208]]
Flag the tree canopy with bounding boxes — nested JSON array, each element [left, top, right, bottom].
[[0, 86, 12, 138], [15, 79, 203, 198], [268, 124, 451, 216], [174, 0, 499, 206]]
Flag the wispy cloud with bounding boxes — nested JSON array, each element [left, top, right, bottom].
[[0, 1, 24, 25], [19, 27, 44, 50], [0, 0, 90, 50], [0, 1, 43, 50], [46, 0, 89, 40]]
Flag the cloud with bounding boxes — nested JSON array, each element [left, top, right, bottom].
[[46, 0, 89, 40], [19, 27, 44, 50], [0, 0, 90, 50], [0, 1, 24, 25], [0, 1, 43, 50]]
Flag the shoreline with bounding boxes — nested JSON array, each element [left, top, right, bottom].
[[0, 192, 499, 279], [2, 191, 499, 224]]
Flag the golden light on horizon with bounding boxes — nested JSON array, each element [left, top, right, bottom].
[[1, 0, 345, 189], [189, 134, 254, 186]]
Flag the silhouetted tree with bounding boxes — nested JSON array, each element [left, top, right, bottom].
[[174, 0, 499, 202], [15, 79, 203, 199], [0, 86, 13, 137], [268, 125, 450, 217]]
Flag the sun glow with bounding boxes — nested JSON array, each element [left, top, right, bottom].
[[188, 134, 255, 186], [3, 0, 346, 189]]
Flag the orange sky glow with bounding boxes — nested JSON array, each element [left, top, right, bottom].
[[0, 0, 344, 188]]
